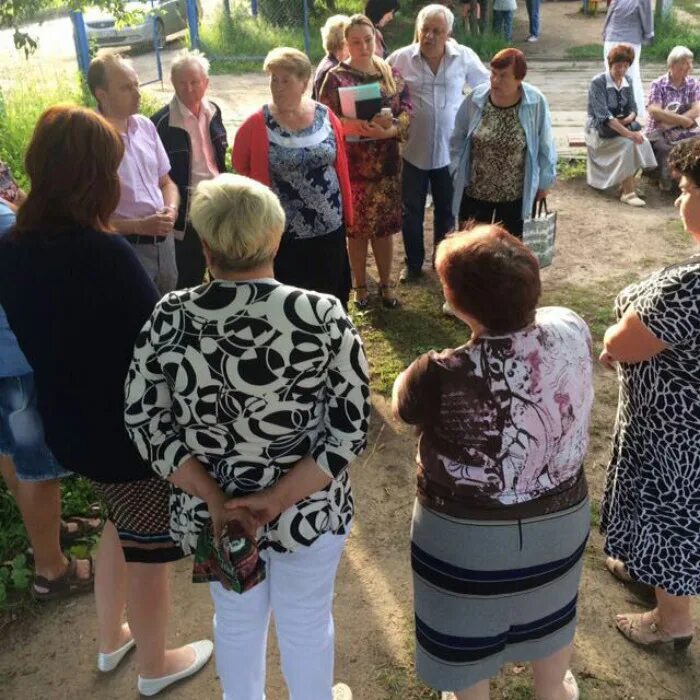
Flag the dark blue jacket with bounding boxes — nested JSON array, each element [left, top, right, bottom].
[[151, 100, 228, 231]]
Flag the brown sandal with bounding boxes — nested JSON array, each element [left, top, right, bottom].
[[32, 555, 95, 602], [60, 515, 103, 546], [615, 611, 694, 651]]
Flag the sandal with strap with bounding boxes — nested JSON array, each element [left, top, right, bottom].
[[379, 284, 400, 309], [353, 285, 370, 310], [60, 515, 103, 546], [32, 555, 95, 602], [615, 611, 694, 651]]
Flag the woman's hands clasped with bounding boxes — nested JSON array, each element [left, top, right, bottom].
[[224, 488, 285, 534]]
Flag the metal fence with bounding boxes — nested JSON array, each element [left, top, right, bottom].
[[195, 0, 313, 64]]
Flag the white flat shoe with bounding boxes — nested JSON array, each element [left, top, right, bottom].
[[564, 669, 580, 700], [97, 637, 135, 672], [137, 640, 213, 696], [620, 192, 646, 207], [333, 682, 353, 700]]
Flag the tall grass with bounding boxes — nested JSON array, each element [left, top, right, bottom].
[[0, 70, 163, 187]]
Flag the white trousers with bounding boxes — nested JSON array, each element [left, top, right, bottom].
[[210, 530, 349, 700], [603, 41, 645, 121]]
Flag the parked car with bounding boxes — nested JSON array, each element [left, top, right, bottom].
[[84, 0, 189, 50]]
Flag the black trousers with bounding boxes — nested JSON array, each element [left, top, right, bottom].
[[175, 222, 207, 289], [459, 193, 524, 239]]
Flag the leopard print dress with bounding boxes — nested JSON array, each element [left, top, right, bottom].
[[601, 256, 700, 595]]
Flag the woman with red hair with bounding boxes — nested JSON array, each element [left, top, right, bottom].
[[449, 48, 556, 242]]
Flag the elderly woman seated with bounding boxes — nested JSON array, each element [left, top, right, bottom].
[[644, 45, 700, 191], [586, 44, 657, 207], [124, 173, 369, 700]]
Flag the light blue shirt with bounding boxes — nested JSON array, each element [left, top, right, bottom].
[[449, 81, 557, 221], [0, 202, 32, 378]]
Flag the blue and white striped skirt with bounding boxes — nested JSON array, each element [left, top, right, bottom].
[[411, 497, 590, 692]]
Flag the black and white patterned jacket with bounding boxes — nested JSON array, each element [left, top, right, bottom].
[[124, 279, 370, 554]]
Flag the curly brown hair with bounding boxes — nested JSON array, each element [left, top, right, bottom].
[[435, 224, 541, 333], [668, 137, 700, 186], [607, 43, 635, 67]]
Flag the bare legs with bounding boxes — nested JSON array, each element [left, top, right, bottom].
[[346, 236, 396, 304], [621, 176, 637, 195], [453, 644, 576, 700], [654, 588, 694, 637], [0, 455, 90, 582], [94, 521, 195, 678]]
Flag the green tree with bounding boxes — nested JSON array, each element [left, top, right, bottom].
[[0, 1, 129, 54]]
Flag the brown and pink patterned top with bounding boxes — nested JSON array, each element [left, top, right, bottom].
[[396, 307, 594, 517]]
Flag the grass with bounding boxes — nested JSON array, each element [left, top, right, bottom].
[[200, 2, 507, 75], [557, 158, 587, 181], [567, 9, 700, 63], [0, 69, 163, 188], [352, 268, 629, 397]]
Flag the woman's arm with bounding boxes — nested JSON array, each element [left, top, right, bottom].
[[602, 308, 668, 364], [536, 93, 557, 195], [232, 116, 253, 176]]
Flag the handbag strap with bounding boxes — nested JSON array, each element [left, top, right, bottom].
[[537, 198, 549, 218]]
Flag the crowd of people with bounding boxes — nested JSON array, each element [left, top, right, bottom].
[[0, 2, 699, 700]]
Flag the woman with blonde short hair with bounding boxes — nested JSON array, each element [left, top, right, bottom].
[[125, 173, 370, 700], [233, 47, 354, 309], [312, 15, 350, 100]]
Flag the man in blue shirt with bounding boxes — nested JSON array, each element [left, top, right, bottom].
[[0, 202, 95, 599]]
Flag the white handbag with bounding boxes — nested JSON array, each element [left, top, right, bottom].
[[523, 198, 556, 268]]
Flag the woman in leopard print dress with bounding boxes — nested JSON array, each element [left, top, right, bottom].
[[600, 137, 700, 651]]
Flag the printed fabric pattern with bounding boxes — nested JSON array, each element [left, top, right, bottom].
[[601, 257, 700, 595], [265, 103, 343, 241], [124, 280, 371, 555]]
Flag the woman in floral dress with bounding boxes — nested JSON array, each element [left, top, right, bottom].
[[320, 13, 411, 309]]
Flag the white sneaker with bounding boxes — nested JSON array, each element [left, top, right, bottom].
[[97, 637, 136, 672], [442, 301, 456, 316], [620, 192, 646, 207], [333, 683, 353, 700], [137, 640, 213, 696], [527, 35, 539, 42]]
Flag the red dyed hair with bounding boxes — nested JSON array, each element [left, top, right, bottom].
[[16, 104, 124, 234], [607, 43, 635, 67], [490, 48, 527, 80]]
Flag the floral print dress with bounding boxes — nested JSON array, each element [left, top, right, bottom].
[[319, 63, 411, 240]]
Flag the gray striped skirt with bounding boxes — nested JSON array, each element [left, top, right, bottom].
[[411, 497, 590, 692]]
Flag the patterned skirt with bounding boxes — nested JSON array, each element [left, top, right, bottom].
[[92, 477, 184, 563], [411, 497, 590, 692], [346, 174, 401, 240]]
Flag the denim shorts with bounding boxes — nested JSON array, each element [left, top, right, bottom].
[[0, 373, 70, 481]]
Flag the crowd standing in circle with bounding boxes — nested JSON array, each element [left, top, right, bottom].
[[0, 3, 699, 699]]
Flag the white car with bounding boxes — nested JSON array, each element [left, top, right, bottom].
[[84, 0, 189, 50]]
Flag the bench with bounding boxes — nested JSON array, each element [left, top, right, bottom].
[[567, 133, 586, 148]]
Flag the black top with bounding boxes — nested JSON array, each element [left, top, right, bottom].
[[0, 226, 159, 482]]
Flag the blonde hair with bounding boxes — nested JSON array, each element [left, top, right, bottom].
[[346, 14, 397, 94], [263, 47, 312, 84], [321, 14, 350, 55], [189, 174, 285, 272]]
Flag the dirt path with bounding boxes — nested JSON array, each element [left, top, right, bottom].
[[3, 3, 700, 699]]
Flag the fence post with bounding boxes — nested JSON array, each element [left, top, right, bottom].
[[186, 0, 200, 50], [303, 0, 311, 58], [251, 0, 258, 17], [152, 13, 163, 85], [70, 11, 90, 77]]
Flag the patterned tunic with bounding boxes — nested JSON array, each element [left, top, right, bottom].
[[466, 98, 526, 203], [319, 62, 411, 240], [265, 103, 343, 240], [644, 73, 700, 142], [396, 307, 594, 512], [124, 279, 371, 555], [0, 161, 20, 204], [601, 258, 700, 595]]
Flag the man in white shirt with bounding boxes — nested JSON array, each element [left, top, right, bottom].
[[387, 4, 489, 282], [152, 50, 228, 288]]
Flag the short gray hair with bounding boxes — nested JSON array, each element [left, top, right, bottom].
[[320, 14, 350, 55], [190, 174, 285, 272], [415, 3, 454, 37], [667, 45, 694, 68], [171, 49, 210, 80]]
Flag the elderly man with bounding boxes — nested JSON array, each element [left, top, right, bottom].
[[152, 50, 228, 288], [87, 54, 180, 295], [388, 4, 488, 283], [645, 46, 700, 191]]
